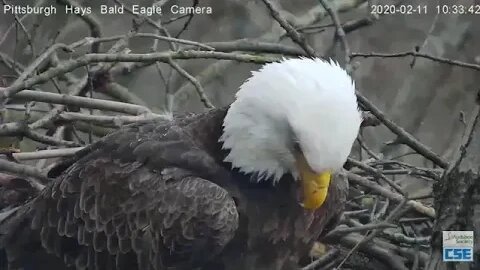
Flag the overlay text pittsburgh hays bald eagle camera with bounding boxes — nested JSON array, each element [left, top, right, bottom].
[[0, 58, 362, 270]]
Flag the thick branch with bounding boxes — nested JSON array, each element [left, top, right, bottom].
[[56, 112, 167, 126], [200, 39, 306, 56], [10, 90, 152, 115], [426, 105, 480, 270], [0, 159, 48, 188], [12, 147, 84, 161], [356, 92, 448, 168]]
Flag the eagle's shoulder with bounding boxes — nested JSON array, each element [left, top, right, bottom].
[[48, 108, 227, 179], [46, 119, 164, 178]]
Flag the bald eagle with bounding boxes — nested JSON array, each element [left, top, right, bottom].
[[0, 58, 362, 270]]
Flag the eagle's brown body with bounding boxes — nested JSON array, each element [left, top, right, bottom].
[[0, 107, 347, 270]]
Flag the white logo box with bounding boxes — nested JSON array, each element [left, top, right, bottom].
[[443, 231, 474, 247]]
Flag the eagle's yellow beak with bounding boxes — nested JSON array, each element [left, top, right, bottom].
[[296, 155, 331, 210]]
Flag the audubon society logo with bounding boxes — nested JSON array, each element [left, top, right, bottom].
[[443, 231, 474, 262]]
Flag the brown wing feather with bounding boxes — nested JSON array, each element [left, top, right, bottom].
[[6, 113, 238, 270]]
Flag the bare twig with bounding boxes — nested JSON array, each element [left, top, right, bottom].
[[173, 60, 233, 109], [23, 129, 81, 147], [351, 51, 480, 72], [0, 52, 25, 74], [347, 172, 435, 218], [0, 2, 30, 48], [68, 33, 215, 51], [372, 168, 440, 181], [382, 231, 430, 245], [335, 233, 410, 270], [357, 136, 382, 160], [374, 198, 389, 220], [57, 0, 102, 52], [335, 200, 409, 269], [114, 0, 177, 51], [301, 248, 340, 270], [261, 0, 318, 57], [318, 0, 351, 71], [162, 13, 190, 25], [343, 16, 377, 34], [399, 217, 432, 223], [326, 222, 397, 237], [168, 59, 214, 109], [361, 111, 380, 127], [100, 82, 148, 107], [410, 9, 439, 68], [12, 43, 72, 85], [174, 0, 198, 38], [343, 209, 369, 217], [28, 75, 88, 130], [1, 0, 36, 58], [0, 120, 79, 146], [348, 158, 405, 195], [0, 122, 24, 136], [298, 11, 376, 37]]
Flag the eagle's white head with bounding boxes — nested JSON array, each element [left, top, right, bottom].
[[220, 58, 361, 209]]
